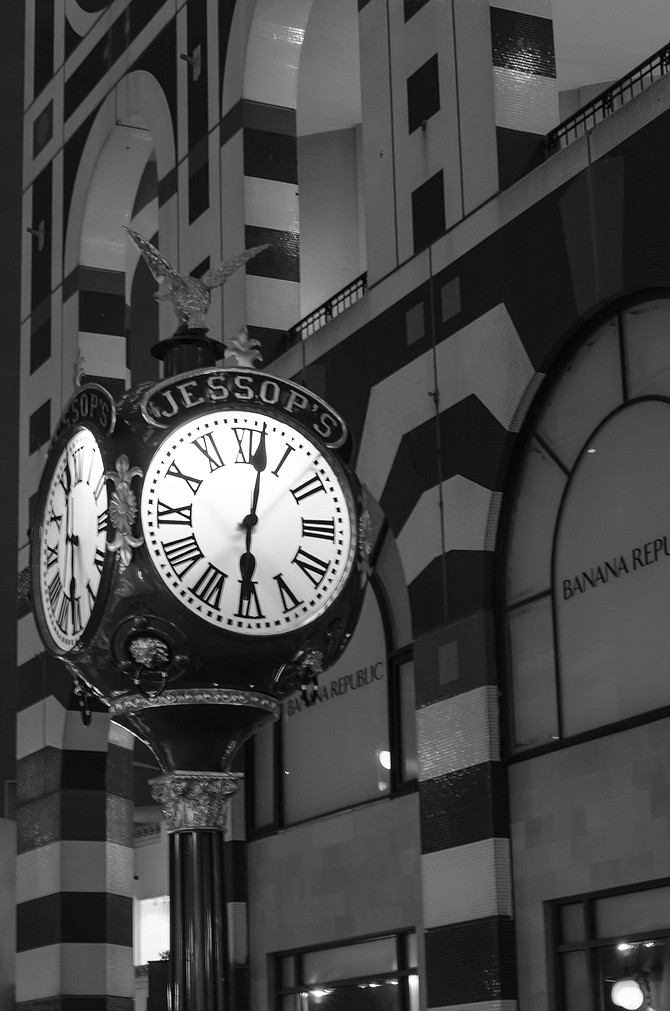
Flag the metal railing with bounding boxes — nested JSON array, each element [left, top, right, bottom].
[[546, 41, 670, 155], [288, 272, 368, 343]]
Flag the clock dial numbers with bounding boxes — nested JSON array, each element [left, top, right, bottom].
[[163, 533, 204, 579], [301, 518, 336, 541], [38, 428, 109, 651], [157, 501, 193, 526], [273, 572, 303, 613], [192, 432, 225, 472], [141, 410, 355, 635]]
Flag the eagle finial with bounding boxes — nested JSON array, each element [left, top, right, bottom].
[[124, 227, 269, 332]]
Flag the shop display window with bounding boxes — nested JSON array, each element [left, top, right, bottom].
[[503, 297, 670, 751], [275, 933, 419, 1011], [248, 582, 416, 831], [549, 880, 670, 1011]]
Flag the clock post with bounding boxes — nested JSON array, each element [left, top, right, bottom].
[[30, 230, 371, 1010]]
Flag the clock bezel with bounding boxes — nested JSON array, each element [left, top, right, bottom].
[[138, 401, 359, 640], [30, 422, 115, 657]]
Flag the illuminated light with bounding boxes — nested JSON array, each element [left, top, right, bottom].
[[378, 749, 392, 770], [587, 448, 597, 454], [611, 979, 644, 1010], [644, 941, 655, 947], [310, 989, 333, 999], [369, 982, 381, 988], [617, 942, 633, 951]]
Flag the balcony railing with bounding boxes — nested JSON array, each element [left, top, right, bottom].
[[546, 41, 670, 155], [288, 272, 368, 344]]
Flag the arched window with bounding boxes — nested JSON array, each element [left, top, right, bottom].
[[503, 295, 670, 751]]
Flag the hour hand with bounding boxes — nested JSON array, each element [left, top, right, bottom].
[[239, 550, 256, 601]]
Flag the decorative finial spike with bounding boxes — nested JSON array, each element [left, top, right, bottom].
[[124, 226, 269, 333]]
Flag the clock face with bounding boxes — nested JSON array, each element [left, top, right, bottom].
[[140, 409, 356, 635], [36, 427, 109, 652]]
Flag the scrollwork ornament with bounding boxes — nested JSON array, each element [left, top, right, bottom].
[[150, 771, 243, 832], [105, 454, 144, 571]]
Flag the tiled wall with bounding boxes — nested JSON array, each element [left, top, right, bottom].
[[247, 792, 421, 1008], [510, 718, 670, 1011]]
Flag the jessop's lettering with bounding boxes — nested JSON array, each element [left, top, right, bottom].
[[56, 384, 116, 438], [286, 661, 384, 716], [561, 535, 670, 600], [142, 368, 346, 448]]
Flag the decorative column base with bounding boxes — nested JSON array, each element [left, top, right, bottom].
[[150, 772, 243, 1010]]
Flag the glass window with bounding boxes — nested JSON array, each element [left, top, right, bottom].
[[135, 895, 170, 965], [505, 296, 670, 751], [550, 881, 670, 1011], [277, 934, 419, 1011], [248, 586, 417, 832]]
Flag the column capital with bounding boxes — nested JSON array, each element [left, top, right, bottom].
[[150, 770, 243, 832]]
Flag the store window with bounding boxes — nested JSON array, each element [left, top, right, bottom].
[[503, 296, 670, 751], [248, 583, 416, 832], [276, 933, 419, 1011], [549, 880, 670, 1011]]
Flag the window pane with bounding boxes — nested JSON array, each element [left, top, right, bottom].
[[282, 590, 390, 823], [595, 885, 670, 938], [555, 400, 670, 735], [536, 318, 623, 470], [138, 895, 170, 964], [507, 596, 559, 750], [252, 719, 275, 829], [281, 955, 296, 987], [561, 949, 590, 1011], [599, 937, 670, 1011], [624, 298, 670, 397], [303, 937, 397, 983], [560, 902, 585, 944], [304, 980, 400, 1011], [506, 438, 567, 605], [398, 661, 417, 782], [408, 973, 420, 1011]]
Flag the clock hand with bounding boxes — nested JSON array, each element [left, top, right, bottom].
[[239, 549, 256, 602], [239, 430, 266, 603], [248, 423, 267, 519]]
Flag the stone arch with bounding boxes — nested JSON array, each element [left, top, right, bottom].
[[63, 71, 176, 389]]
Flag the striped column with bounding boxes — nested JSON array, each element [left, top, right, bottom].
[[225, 779, 250, 1010], [16, 653, 135, 1010], [356, 295, 539, 1011], [236, 0, 310, 360], [490, 0, 558, 188]]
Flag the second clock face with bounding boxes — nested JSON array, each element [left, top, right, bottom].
[[140, 409, 356, 635], [36, 427, 109, 652]]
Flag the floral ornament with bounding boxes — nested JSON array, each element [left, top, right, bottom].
[[223, 326, 263, 368], [106, 454, 144, 571], [297, 648, 324, 707]]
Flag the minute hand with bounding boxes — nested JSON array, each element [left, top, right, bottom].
[[249, 423, 267, 516]]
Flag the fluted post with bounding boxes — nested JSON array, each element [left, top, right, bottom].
[[151, 772, 243, 1011]]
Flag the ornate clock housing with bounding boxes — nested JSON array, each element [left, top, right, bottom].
[[140, 407, 356, 636], [32, 424, 111, 654], [31, 366, 370, 773]]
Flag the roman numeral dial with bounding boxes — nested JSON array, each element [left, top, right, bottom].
[[36, 428, 109, 653], [140, 408, 356, 635]]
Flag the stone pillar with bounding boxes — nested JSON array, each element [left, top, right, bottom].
[[151, 772, 242, 1011]]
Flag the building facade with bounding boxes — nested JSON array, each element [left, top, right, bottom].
[[10, 1, 670, 1009]]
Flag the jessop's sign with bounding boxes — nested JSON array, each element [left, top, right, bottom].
[[142, 367, 347, 448]]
